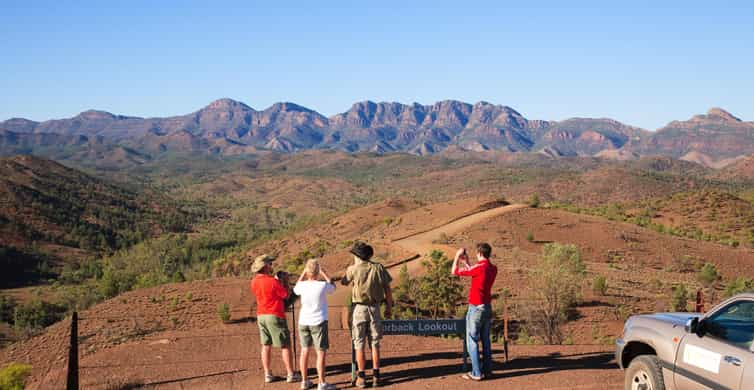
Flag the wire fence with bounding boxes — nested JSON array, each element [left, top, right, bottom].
[[56, 291, 670, 389]]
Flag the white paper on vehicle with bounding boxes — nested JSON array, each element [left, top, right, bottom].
[[682, 344, 721, 374]]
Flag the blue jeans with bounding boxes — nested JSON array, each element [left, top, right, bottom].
[[465, 303, 492, 377]]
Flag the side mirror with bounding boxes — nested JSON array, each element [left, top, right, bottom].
[[684, 317, 699, 334]]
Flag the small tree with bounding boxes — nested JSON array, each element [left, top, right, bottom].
[[418, 251, 463, 318], [529, 194, 541, 208], [592, 275, 608, 296], [670, 284, 689, 312], [697, 263, 720, 288], [519, 243, 586, 344], [393, 264, 418, 319]]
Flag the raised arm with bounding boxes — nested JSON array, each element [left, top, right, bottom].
[[321, 268, 336, 294], [452, 248, 469, 275]]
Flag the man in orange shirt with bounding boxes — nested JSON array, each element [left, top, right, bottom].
[[250, 254, 301, 384]]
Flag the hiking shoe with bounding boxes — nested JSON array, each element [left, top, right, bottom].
[[264, 374, 282, 383], [372, 375, 381, 387], [461, 372, 483, 381], [355, 376, 367, 388], [317, 383, 336, 390], [301, 379, 313, 389], [287, 372, 302, 383]]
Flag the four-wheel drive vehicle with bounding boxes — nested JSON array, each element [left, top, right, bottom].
[[616, 293, 754, 390]]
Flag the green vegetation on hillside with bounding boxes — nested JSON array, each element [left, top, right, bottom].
[[546, 189, 754, 248]]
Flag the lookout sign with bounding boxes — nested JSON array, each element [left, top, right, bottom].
[[349, 319, 469, 384], [382, 319, 465, 335]]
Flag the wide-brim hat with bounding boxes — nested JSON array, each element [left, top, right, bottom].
[[350, 242, 373, 261], [251, 254, 276, 273]]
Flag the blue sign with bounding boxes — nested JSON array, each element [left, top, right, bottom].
[[382, 319, 465, 336]]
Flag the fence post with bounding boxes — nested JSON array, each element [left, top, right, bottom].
[[695, 290, 704, 313], [350, 303, 357, 386], [503, 303, 509, 362], [291, 304, 297, 372], [462, 334, 468, 373], [66, 311, 79, 390]]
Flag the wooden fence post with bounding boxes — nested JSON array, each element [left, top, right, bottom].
[[695, 290, 704, 313], [503, 303, 509, 362], [66, 312, 79, 390]]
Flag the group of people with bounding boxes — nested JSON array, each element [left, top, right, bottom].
[[250, 241, 497, 389]]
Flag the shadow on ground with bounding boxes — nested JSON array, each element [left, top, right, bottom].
[[324, 349, 616, 386]]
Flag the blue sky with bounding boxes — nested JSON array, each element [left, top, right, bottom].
[[1, 0, 753, 129]]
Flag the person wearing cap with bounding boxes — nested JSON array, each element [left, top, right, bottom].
[[293, 258, 336, 390], [250, 254, 301, 384], [452, 243, 498, 381], [340, 242, 393, 388]]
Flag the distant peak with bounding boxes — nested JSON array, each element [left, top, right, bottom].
[[705, 107, 741, 122], [204, 98, 252, 111], [267, 102, 312, 113], [77, 110, 116, 119]]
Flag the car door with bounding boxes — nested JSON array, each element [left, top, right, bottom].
[[674, 299, 754, 390]]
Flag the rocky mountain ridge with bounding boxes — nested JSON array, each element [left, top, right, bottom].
[[2, 100, 753, 167]]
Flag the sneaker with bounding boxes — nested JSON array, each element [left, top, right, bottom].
[[461, 372, 483, 381], [317, 383, 336, 390], [287, 372, 302, 383], [372, 376, 380, 387], [301, 379, 313, 389], [265, 374, 282, 383], [355, 376, 367, 388]]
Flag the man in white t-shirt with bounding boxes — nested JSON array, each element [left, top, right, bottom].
[[294, 259, 336, 390]]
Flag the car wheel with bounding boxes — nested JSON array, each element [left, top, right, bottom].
[[624, 355, 665, 390]]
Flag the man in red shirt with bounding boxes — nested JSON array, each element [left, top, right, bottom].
[[452, 243, 498, 381], [250, 254, 301, 384]]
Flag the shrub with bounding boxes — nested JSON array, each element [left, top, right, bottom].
[[670, 284, 689, 312], [185, 292, 193, 301], [697, 263, 720, 288], [592, 276, 608, 296], [529, 194, 540, 208], [518, 243, 586, 344], [13, 300, 65, 333], [0, 295, 16, 324], [526, 232, 534, 242], [217, 303, 231, 323], [433, 232, 451, 245], [0, 362, 32, 390], [724, 277, 753, 298]]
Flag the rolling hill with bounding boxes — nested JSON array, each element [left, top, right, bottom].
[[0, 155, 193, 287]]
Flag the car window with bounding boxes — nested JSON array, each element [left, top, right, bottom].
[[704, 300, 754, 350]]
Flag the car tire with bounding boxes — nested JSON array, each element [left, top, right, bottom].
[[624, 355, 665, 390]]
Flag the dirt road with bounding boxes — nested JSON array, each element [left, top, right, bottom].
[[391, 203, 528, 270], [328, 203, 527, 306]]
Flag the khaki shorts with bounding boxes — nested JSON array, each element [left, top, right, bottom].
[[258, 315, 291, 348], [352, 304, 382, 349], [299, 321, 329, 350]]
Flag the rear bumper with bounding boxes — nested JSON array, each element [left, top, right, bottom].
[[615, 338, 626, 370]]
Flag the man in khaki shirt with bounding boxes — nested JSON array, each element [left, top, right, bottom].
[[341, 242, 393, 388]]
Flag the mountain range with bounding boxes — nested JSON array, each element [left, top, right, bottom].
[[2, 98, 754, 168]]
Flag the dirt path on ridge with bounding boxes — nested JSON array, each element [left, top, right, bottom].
[[327, 203, 527, 306]]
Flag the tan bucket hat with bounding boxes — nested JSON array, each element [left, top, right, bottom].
[[251, 254, 276, 273]]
